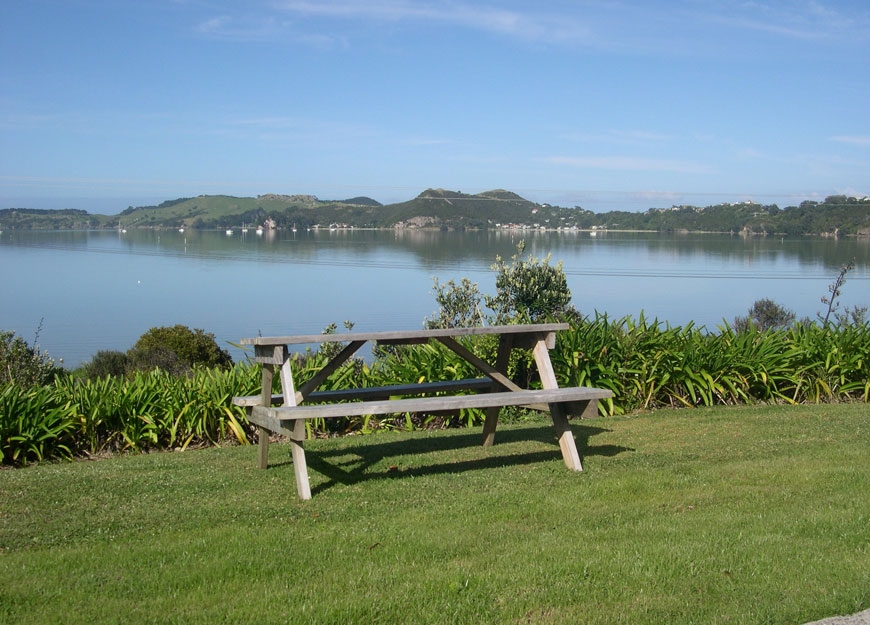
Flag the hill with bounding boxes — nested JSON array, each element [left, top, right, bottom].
[[110, 194, 385, 230], [374, 188, 544, 229], [2, 190, 869, 236]]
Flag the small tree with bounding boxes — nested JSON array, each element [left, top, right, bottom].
[[834, 305, 868, 327], [0, 324, 63, 388], [80, 350, 129, 379], [425, 277, 485, 329], [734, 299, 795, 332], [485, 242, 573, 323], [128, 325, 232, 373]]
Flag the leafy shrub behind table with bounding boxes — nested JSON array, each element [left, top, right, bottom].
[[550, 313, 870, 414], [0, 383, 77, 465], [80, 326, 234, 380], [1, 364, 260, 466], [130, 325, 233, 371]]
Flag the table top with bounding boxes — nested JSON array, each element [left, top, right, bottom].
[[239, 323, 570, 346]]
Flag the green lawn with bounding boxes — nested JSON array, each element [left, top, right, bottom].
[[1, 404, 868, 624]]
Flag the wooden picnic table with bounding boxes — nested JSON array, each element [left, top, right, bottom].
[[233, 323, 613, 499]]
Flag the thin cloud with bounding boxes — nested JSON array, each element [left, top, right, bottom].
[[699, 0, 869, 41], [566, 129, 675, 144], [401, 137, 456, 146], [545, 155, 713, 175], [830, 135, 870, 147], [194, 15, 279, 41], [194, 12, 346, 46], [279, 0, 593, 45]]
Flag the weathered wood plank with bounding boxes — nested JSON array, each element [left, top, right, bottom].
[[257, 362, 277, 470], [233, 378, 497, 407], [249, 387, 613, 423], [290, 419, 311, 500], [254, 344, 287, 365], [239, 323, 569, 346], [532, 338, 584, 471]]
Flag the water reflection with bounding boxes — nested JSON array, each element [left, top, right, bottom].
[[1, 228, 867, 367]]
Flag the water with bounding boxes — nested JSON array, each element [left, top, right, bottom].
[[2, 228, 868, 368]]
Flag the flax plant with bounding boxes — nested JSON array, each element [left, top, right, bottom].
[[550, 313, 869, 414], [0, 382, 76, 464]]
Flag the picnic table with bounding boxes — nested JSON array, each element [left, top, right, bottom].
[[233, 323, 613, 499]]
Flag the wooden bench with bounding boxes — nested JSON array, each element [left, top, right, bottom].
[[233, 324, 613, 499]]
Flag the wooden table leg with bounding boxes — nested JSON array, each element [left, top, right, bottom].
[[277, 348, 313, 500], [290, 419, 312, 500], [257, 361, 276, 470], [257, 426, 270, 470], [482, 333, 514, 447], [548, 403, 583, 471], [532, 338, 583, 472]]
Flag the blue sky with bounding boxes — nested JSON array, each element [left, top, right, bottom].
[[1, 0, 868, 213]]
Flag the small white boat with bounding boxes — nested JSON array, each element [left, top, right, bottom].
[[226, 229, 233, 235]]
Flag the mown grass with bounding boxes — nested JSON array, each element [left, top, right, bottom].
[[1, 403, 868, 625]]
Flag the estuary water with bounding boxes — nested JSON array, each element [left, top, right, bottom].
[[2, 228, 868, 368]]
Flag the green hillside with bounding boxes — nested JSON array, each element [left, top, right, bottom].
[[109, 188, 548, 231], [2, 190, 869, 235], [113, 194, 384, 230], [373, 188, 544, 229]]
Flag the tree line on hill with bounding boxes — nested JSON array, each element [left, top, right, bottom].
[[2, 190, 868, 236]]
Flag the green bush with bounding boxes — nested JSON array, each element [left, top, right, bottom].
[[79, 350, 129, 380], [733, 298, 796, 332], [0, 383, 76, 465], [129, 325, 233, 372], [425, 277, 485, 329], [550, 312, 870, 414], [486, 242, 573, 323], [0, 328, 63, 388], [426, 241, 576, 327]]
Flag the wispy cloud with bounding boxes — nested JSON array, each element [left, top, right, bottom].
[[544, 155, 713, 175], [830, 135, 870, 147], [194, 14, 280, 41], [401, 137, 456, 146], [193, 12, 346, 46], [566, 129, 675, 145], [699, 0, 870, 41], [278, 0, 593, 44], [277, 1, 870, 50]]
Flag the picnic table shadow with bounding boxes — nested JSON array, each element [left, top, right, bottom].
[[266, 423, 633, 496]]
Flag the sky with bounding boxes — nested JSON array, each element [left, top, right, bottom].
[[1, 0, 869, 213]]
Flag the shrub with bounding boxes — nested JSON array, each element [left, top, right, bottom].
[[0, 327, 63, 388], [427, 242, 576, 327], [80, 350, 129, 379], [485, 242, 573, 323], [129, 325, 232, 372], [127, 345, 192, 377], [0, 383, 76, 465], [425, 277, 485, 329], [733, 298, 795, 332]]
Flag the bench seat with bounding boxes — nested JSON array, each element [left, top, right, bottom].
[[246, 387, 612, 436], [232, 377, 497, 408]]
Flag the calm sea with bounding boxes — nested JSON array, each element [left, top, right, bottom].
[[2, 228, 868, 368]]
